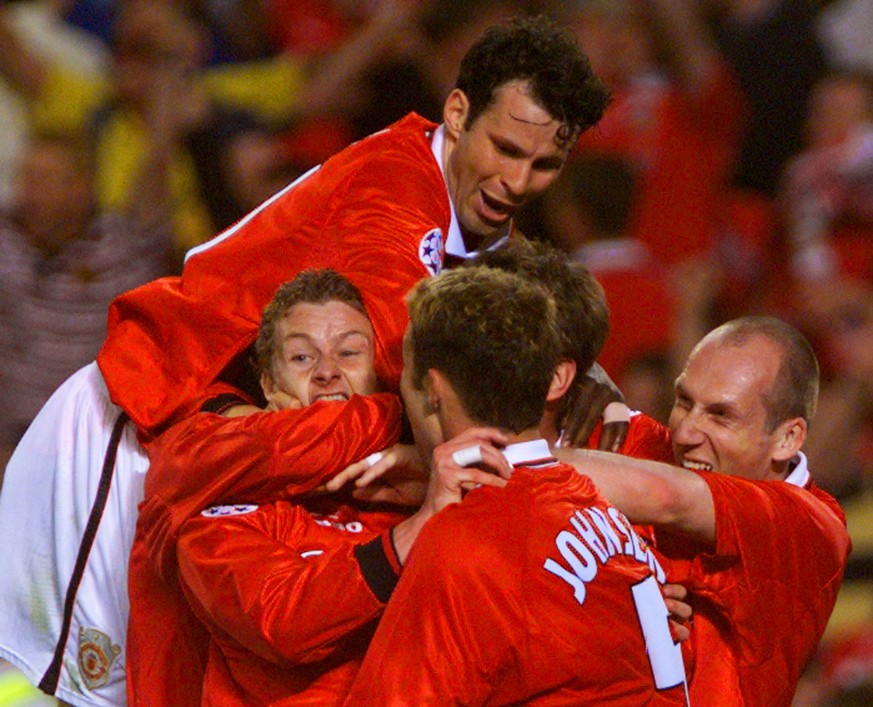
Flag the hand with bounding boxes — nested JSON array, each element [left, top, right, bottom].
[[264, 390, 303, 411], [559, 363, 629, 451], [423, 428, 513, 515], [390, 428, 512, 564], [325, 444, 430, 507], [662, 582, 692, 643]]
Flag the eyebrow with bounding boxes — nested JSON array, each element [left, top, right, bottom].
[[283, 329, 372, 344]]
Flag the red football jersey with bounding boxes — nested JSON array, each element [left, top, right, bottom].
[[348, 455, 689, 705], [658, 462, 851, 706], [126, 394, 402, 706], [177, 498, 408, 706], [98, 113, 450, 437]]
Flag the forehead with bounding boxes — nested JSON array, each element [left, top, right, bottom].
[[477, 81, 570, 151], [679, 337, 779, 407], [280, 300, 373, 337]]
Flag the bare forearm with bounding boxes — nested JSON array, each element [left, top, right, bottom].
[[297, 2, 419, 118], [554, 447, 716, 542]]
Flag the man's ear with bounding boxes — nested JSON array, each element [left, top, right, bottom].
[[260, 371, 276, 404], [443, 89, 470, 141], [424, 368, 444, 414], [772, 417, 807, 463], [547, 359, 578, 403]]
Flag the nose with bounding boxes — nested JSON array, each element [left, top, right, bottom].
[[670, 407, 703, 447], [312, 354, 340, 384], [501, 161, 532, 200]]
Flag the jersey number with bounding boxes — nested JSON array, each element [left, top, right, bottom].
[[631, 576, 689, 704]]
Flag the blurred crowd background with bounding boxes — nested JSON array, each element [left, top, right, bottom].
[[0, 0, 871, 704]]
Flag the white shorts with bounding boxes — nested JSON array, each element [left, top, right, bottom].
[[0, 362, 148, 706]]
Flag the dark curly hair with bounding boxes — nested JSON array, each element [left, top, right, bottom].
[[456, 14, 611, 146]]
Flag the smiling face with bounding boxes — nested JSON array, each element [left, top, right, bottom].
[[443, 80, 571, 246], [669, 334, 799, 481], [262, 300, 379, 408]]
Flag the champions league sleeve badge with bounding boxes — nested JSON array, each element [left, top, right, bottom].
[[201, 504, 259, 517], [418, 228, 444, 276]]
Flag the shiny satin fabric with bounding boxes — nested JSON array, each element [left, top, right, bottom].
[[98, 113, 450, 437], [127, 393, 402, 706]]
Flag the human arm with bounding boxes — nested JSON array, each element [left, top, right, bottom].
[[646, 0, 722, 92], [388, 428, 512, 565], [559, 362, 630, 451], [0, 7, 48, 99], [330, 427, 513, 563], [553, 447, 717, 543], [293, 0, 424, 121], [121, 30, 209, 236], [139, 393, 402, 579], [176, 502, 404, 665], [324, 442, 430, 506], [200, 1, 421, 125], [98, 114, 448, 434]]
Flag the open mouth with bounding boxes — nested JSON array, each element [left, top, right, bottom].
[[479, 191, 513, 224], [681, 460, 713, 472], [313, 393, 349, 402]]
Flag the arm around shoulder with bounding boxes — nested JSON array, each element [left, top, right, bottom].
[[554, 448, 717, 544]]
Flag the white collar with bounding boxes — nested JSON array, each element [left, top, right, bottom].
[[501, 438, 557, 468], [431, 124, 510, 260], [784, 452, 811, 488]]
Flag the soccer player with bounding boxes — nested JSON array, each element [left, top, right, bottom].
[[467, 315, 851, 705], [562, 317, 852, 705], [0, 16, 613, 705], [152, 270, 508, 706], [127, 269, 406, 704], [346, 266, 689, 704]]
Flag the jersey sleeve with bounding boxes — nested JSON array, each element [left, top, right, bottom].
[[176, 503, 393, 665], [586, 412, 675, 463], [346, 499, 525, 705], [669, 474, 850, 692], [139, 392, 402, 580], [99, 115, 448, 434]]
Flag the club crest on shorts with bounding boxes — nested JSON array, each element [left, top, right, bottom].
[[201, 503, 259, 517], [419, 228, 444, 276], [78, 627, 121, 691]]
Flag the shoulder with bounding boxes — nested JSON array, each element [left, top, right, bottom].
[[621, 412, 674, 463], [701, 472, 851, 560], [328, 114, 442, 185]]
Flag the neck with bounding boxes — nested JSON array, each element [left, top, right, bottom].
[[440, 125, 490, 254], [507, 427, 546, 445], [538, 408, 562, 447], [766, 459, 792, 482]]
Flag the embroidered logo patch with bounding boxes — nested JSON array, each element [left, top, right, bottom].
[[419, 228, 444, 276], [201, 504, 259, 518], [78, 627, 121, 691]]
